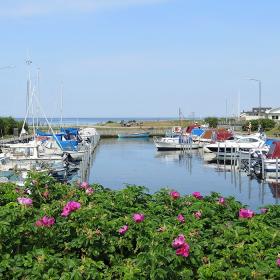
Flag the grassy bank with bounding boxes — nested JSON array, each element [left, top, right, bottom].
[[93, 119, 193, 129], [0, 172, 279, 279]]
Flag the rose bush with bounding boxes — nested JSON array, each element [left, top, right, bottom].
[[0, 172, 280, 279]]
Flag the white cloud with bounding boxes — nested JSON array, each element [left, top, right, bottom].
[[0, 0, 169, 18]]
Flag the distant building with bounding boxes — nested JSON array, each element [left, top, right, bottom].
[[240, 107, 272, 121], [266, 107, 280, 121], [240, 107, 280, 122]]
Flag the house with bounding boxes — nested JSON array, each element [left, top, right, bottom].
[[266, 107, 280, 122], [240, 107, 272, 121]]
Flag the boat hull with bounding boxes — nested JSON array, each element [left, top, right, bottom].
[[155, 142, 199, 151]]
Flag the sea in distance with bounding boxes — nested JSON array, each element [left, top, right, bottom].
[[17, 117, 182, 126]]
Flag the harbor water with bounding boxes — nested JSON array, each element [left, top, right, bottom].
[[89, 138, 280, 210]]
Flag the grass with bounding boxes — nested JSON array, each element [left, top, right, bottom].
[[94, 119, 195, 129]]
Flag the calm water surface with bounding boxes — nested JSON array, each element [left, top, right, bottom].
[[89, 138, 280, 210]]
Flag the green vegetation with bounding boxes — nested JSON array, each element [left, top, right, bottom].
[[0, 117, 28, 137], [242, 119, 276, 132], [204, 117, 219, 128], [0, 172, 279, 279]]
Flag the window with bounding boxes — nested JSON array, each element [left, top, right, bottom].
[[272, 115, 279, 120]]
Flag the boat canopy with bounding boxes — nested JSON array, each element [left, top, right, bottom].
[[60, 128, 79, 135], [216, 130, 233, 141], [191, 128, 204, 137], [36, 129, 65, 137], [267, 141, 280, 159], [265, 138, 277, 147], [185, 124, 199, 134], [200, 129, 213, 140]]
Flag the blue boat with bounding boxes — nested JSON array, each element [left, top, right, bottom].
[[118, 132, 150, 138]]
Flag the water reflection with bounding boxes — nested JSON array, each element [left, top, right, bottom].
[[268, 181, 280, 200], [89, 139, 279, 209]]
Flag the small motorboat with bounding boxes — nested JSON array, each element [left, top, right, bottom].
[[118, 132, 150, 138], [205, 134, 267, 159], [153, 135, 199, 151]]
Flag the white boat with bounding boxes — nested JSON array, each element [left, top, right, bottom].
[[205, 134, 267, 159], [153, 135, 199, 151], [0, 142, 67, 172], [39, 138, 85, 160]]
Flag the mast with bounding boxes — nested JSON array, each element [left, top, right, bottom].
[[60, 82, 63, 128], [179, 107, 182, 127], [237, 90, 241, 121], [36, 68, 40, 128], [26, 57, 32, 116]]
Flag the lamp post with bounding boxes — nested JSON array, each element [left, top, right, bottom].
[[247, 78, 262, 119]]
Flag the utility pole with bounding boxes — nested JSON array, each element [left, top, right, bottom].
[[247, 78, 262, 119]]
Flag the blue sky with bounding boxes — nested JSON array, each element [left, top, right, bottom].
[[0, 0, 280, 118]]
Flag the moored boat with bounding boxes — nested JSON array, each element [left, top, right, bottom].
[[153, 135, 199, 151], [205, 134, 267, 159]]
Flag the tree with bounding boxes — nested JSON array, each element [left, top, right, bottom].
[[204, 117, 218, 128], [243, 119, 276, 132]]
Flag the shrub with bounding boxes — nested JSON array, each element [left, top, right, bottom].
[[205, 117, 218, 128], [243, 119, 276, 132], [0, 172, 279, 279]]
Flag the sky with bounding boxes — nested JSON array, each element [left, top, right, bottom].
[[0, 0, 280, 118]]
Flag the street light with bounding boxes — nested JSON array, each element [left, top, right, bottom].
[[246, 78, 262, 119]]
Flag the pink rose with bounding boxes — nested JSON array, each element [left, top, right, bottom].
[[218, 197, 225, 205], [85, 187, 94, 195], [35, 219, 43, 227], [172, 234, 186, 249], [133, 213, 145, 223], [194, 211, 202, 219], [276, 258, 280, 267], [239, 209, 254, 219], [35, 216, 55, 227], [17, 197, 33, 206], [177, 214, 185, 223], [118, 225, 128, 235], [176, 242, 190, 257], [192, 192, 203, 199], [170, 191, 180, 199], [61, 201, 81, 217], [80, 182, 89, 189]]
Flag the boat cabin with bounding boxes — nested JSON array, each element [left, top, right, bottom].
[[8, 143, 40, 159]]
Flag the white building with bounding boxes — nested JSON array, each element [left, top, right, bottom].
[[266, 107, 280, 122], [240, 107, 271, 121], [240, 107, 280, 122]]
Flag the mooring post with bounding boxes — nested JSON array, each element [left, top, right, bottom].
[[261, 155, 265, 180], [248, 149, 251, 175]]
